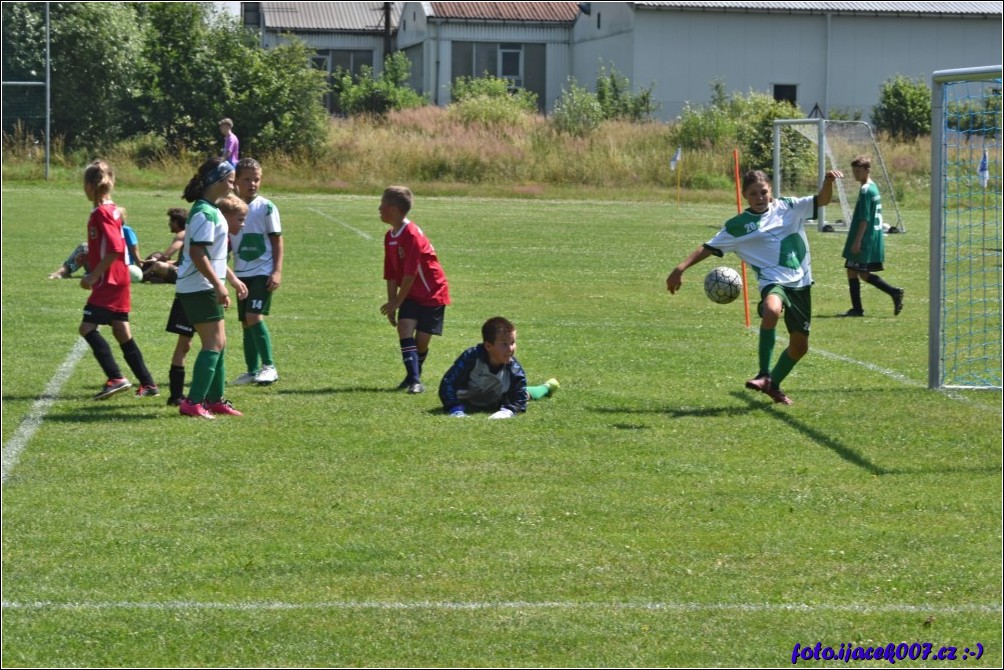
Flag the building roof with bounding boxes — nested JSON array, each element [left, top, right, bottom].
[[258, 2, 401, 32], [427, 2, 582, 22], [631, 1, 1001, 16]]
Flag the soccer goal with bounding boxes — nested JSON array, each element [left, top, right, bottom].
[[772, 118, 904, 234], [929, 65, 1002, 391]]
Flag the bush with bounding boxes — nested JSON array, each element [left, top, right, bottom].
[[335, 51, 426, 117], [872, 75, 931, 140], [595, 64, 659, 122], [671, 79, 813, 179], [551, 78, 603, 137], [449, 75, 538, 128]]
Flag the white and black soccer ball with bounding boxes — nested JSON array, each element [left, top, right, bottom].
[[129, 264, 143, 283], [704, 266, 742, 304]]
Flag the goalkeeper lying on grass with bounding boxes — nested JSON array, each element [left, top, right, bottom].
[[439, 316, 558, 419]]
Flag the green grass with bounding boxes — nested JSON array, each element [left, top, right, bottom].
[[2, 184, 1000, 667]]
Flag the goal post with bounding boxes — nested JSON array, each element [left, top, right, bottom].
[[929, 65, 1002, 391], [772, 118, 904, 234]]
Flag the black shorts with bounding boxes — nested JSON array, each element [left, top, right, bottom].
[[398, 299, 446, 336], [166, 297, 194, 337], [844, 259, 885, 272], [82, 303, 129, 325]]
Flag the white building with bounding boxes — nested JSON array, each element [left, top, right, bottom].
[[246, 2, 1003, 121]]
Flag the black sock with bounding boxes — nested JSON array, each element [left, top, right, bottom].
[[848, 278, 862, 311], [169, 364, 186, 401], [418, 350, 428, 375], [400, 337, 420, 383], [83, 330, 123, 380], [120, 339, 155, 387], [865, 274, 898, 297]]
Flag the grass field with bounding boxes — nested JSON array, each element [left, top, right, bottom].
[[2, 183, 1000, 667]]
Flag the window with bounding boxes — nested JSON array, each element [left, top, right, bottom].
[[451, 41, 546, 111], [500, 43, 523, 89], [774, 84, 797, 106]]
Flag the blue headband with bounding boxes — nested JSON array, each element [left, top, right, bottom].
[[203, 161, 235, 188]]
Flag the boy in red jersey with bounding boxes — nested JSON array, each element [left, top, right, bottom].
[[379, 186, 451, 394], [78, 160, 158, 400]]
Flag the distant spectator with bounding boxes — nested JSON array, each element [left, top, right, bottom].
[[220, 117, 239, 164]]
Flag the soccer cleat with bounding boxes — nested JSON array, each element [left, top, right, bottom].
[[893, 288, 905, 316], [205, 399, 244, 416], [407, 382, 426, 394], [94, 378, 132, 400], [839, 308, 865, 317], [179, 398, 215, 419], [254, 365, 279, 385], [232, 371, 258, 386], [765, 385, 793, 406], [397, 377, 412, 390], [545, 378, 561, 394], [745, 374, 771, 393], [166, 396, 182, 407], [134, 384, 160, 398]]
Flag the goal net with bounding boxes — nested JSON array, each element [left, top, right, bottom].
[[929, 65, 1002, 391], [772, 119, 904, 233]]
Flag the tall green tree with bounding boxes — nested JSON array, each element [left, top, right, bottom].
[[2, 2, 144, 150], [872, 75, 931, 140]]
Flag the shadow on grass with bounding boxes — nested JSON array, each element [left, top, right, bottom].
[[274, 386, 402, 396], [43, 405, 163, 423], [729, 392, 1000, 476], [594, 392, 998, 477]]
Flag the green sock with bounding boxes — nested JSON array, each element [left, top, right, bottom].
[[758, 328, 776, 376], [770, 350, 797, 387], [250, 321, 274, 367], [527, 384, 550, 400], [188, 350, 221, 403], [207, 348, 226, 403], [243, 327, 260, 374]]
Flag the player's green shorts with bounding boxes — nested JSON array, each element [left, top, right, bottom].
[[176, 289, 224, 325], [758, 284, 812, 335], [237, 275, 273, 321]]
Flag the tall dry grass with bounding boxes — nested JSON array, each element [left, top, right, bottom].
[[3, 106, 933, 202]]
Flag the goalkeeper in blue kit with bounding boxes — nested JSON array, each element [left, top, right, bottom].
[[439, 316, 558, 419]]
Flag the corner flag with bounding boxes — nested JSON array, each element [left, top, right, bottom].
[[670, 146, 682, 171], [977, 148, 989, 189]]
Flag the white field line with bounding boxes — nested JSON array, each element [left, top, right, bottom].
[[811, 345, 999, 410], [2, 599, 999, 614], [2, 339, 88, 485], [307, 206, 373, 240]]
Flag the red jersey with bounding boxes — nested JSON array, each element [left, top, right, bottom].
[[86, 201, 130, 312], [383, 219, 451, 307]]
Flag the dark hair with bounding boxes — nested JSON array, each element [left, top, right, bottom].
[[167, 207, 188, 229], [235, 157, 261, 178], [383, 185, 414, 215], [482, 316, 515, 343], [741, 170, 771, 192], [850, 154, 872, 169], [182, 156, 231, 203]]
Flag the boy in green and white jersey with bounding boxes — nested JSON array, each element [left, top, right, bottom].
[[666, 169, 841, 405], [231, 158, 283, 385]]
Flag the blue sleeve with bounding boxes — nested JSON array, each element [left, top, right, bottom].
[[501, 359, 529, 414], [123, 226, 138, 245], [438, 346, 479, 410]]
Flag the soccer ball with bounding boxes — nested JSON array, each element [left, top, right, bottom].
[[704, 266, 742, 304], [129, 264, 143, 283]]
